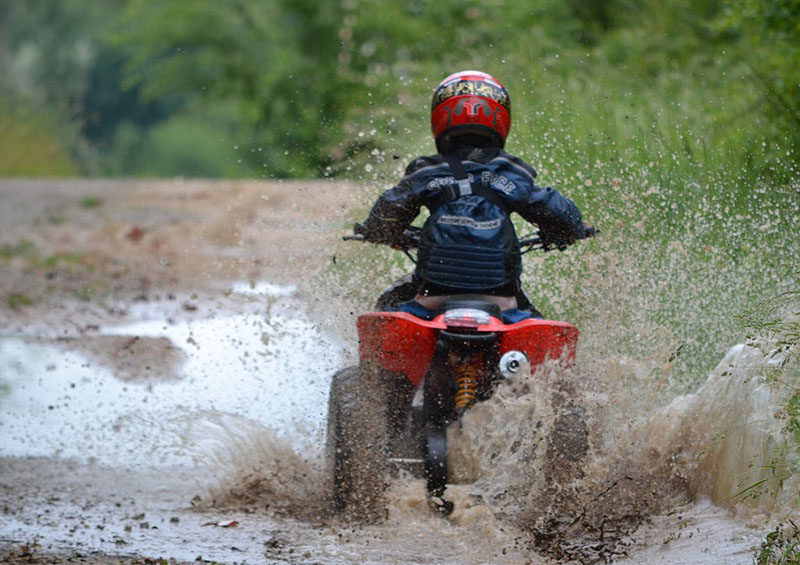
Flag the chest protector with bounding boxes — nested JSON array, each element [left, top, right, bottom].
[[417, 153, 520, 293]]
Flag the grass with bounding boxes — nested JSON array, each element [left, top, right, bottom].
[[0, 241, 36, 260], [756, 520, 800, 565], [6, 293, 33, 310], [1, 240, 98, 309], [733, 291, 800, 516], [0, 239, 92, 271], [0, 97, 78, 177], [80, 196, 103, 209]]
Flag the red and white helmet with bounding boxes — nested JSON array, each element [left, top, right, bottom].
[[431, 70, 511, 153]]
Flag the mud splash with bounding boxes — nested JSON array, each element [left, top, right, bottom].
[[2, 282, 795, 564], [183, 336, 790, 563], [0, 283, 346, 467], [443, 358, 682, 562], [436, 323, 798, 562], [184, 411, 330, 519]]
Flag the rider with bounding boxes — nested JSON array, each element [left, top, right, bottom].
[[355, 70, 588, 323]]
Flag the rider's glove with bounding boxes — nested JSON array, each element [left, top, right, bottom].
[[354, 221, 384, 242], [538, 231, 573, 252], [352, 222, 432, 250], [354, 221, 396, 245], [539, 224, 597, 252]]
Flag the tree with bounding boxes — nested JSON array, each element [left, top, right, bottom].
[[717, 0, 800, 176], [115, 0, 363, 176], [112, 0, 588, 177]]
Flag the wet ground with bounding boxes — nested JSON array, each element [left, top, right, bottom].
[[0, 178, 358, 563], [0, 179, 771, 563]]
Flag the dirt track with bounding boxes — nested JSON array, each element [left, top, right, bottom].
[[0, 178, 361, 323], [0, 178, 364, 379], [0, 178, 363, 564], [0, 179, 769, 564]]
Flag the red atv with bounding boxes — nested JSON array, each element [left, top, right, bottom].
[[327, 227, 594, 517]]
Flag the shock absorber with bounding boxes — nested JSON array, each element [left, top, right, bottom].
[[453, 360, 480, 413]]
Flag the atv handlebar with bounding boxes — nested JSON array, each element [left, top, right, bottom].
[[519, 224, 599, 254], [345, 224, 598, 259], [345, 225, 422, 262]]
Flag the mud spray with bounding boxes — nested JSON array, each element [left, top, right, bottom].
[[4, 179, 796, 563], [182, 179, 799, 562], [180, 282, 798, 563], [174, 316, 796, 562]]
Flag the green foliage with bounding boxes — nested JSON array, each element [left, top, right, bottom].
[[0, 0, 132, 176], [0, 239, 90, 272], [0, 0, 123, 108], [0, 240, 35, 260], [113, 0, 362, 177], [0, 98, 78, 177], [6, 293, 33, 310], [712, 0, 800, 180], [2, 0, 798, 181], [101, 103, 244, 178], [79, 196, 103, 209], [748, 291, 800, 447], [756, 520, 800, 565], [730, 291, 800, 511], [783, 389, 800, 443]]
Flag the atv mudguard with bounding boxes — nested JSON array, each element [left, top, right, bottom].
[[357, 312, 578, 386]]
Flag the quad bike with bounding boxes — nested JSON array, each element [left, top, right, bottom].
[[327, 225, 596, 518]]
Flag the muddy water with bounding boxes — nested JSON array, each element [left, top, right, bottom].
[[0, 283, 790, 564], [1, 284, 343, 466]]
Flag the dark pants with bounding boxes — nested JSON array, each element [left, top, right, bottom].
[[375, 274, 543, 323]]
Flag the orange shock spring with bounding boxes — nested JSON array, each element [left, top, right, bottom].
[[453, 362, 480, 412]]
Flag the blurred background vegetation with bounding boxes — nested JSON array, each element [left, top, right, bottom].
[[1, 0, 798, 386], [0, 0, 797, 182], [2, 0, 799, 531]]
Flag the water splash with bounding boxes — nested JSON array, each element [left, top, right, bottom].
[[653, 332, 799, 514], [184, 411, 328, 519], [425, 318, 798, 560], [0, 285, 346, 468]]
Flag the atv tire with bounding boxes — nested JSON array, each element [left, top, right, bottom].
[[327, 364, 397, 520]]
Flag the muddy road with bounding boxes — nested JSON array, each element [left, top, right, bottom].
[[0, 179, 768, 563]]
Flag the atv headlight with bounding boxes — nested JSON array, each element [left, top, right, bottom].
[[443, 308, 491, 329]]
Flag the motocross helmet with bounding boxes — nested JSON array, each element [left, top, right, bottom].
[[431, 70, 511, 154]]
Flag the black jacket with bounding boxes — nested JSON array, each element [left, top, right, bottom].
[[360, 145, 584, 294]]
